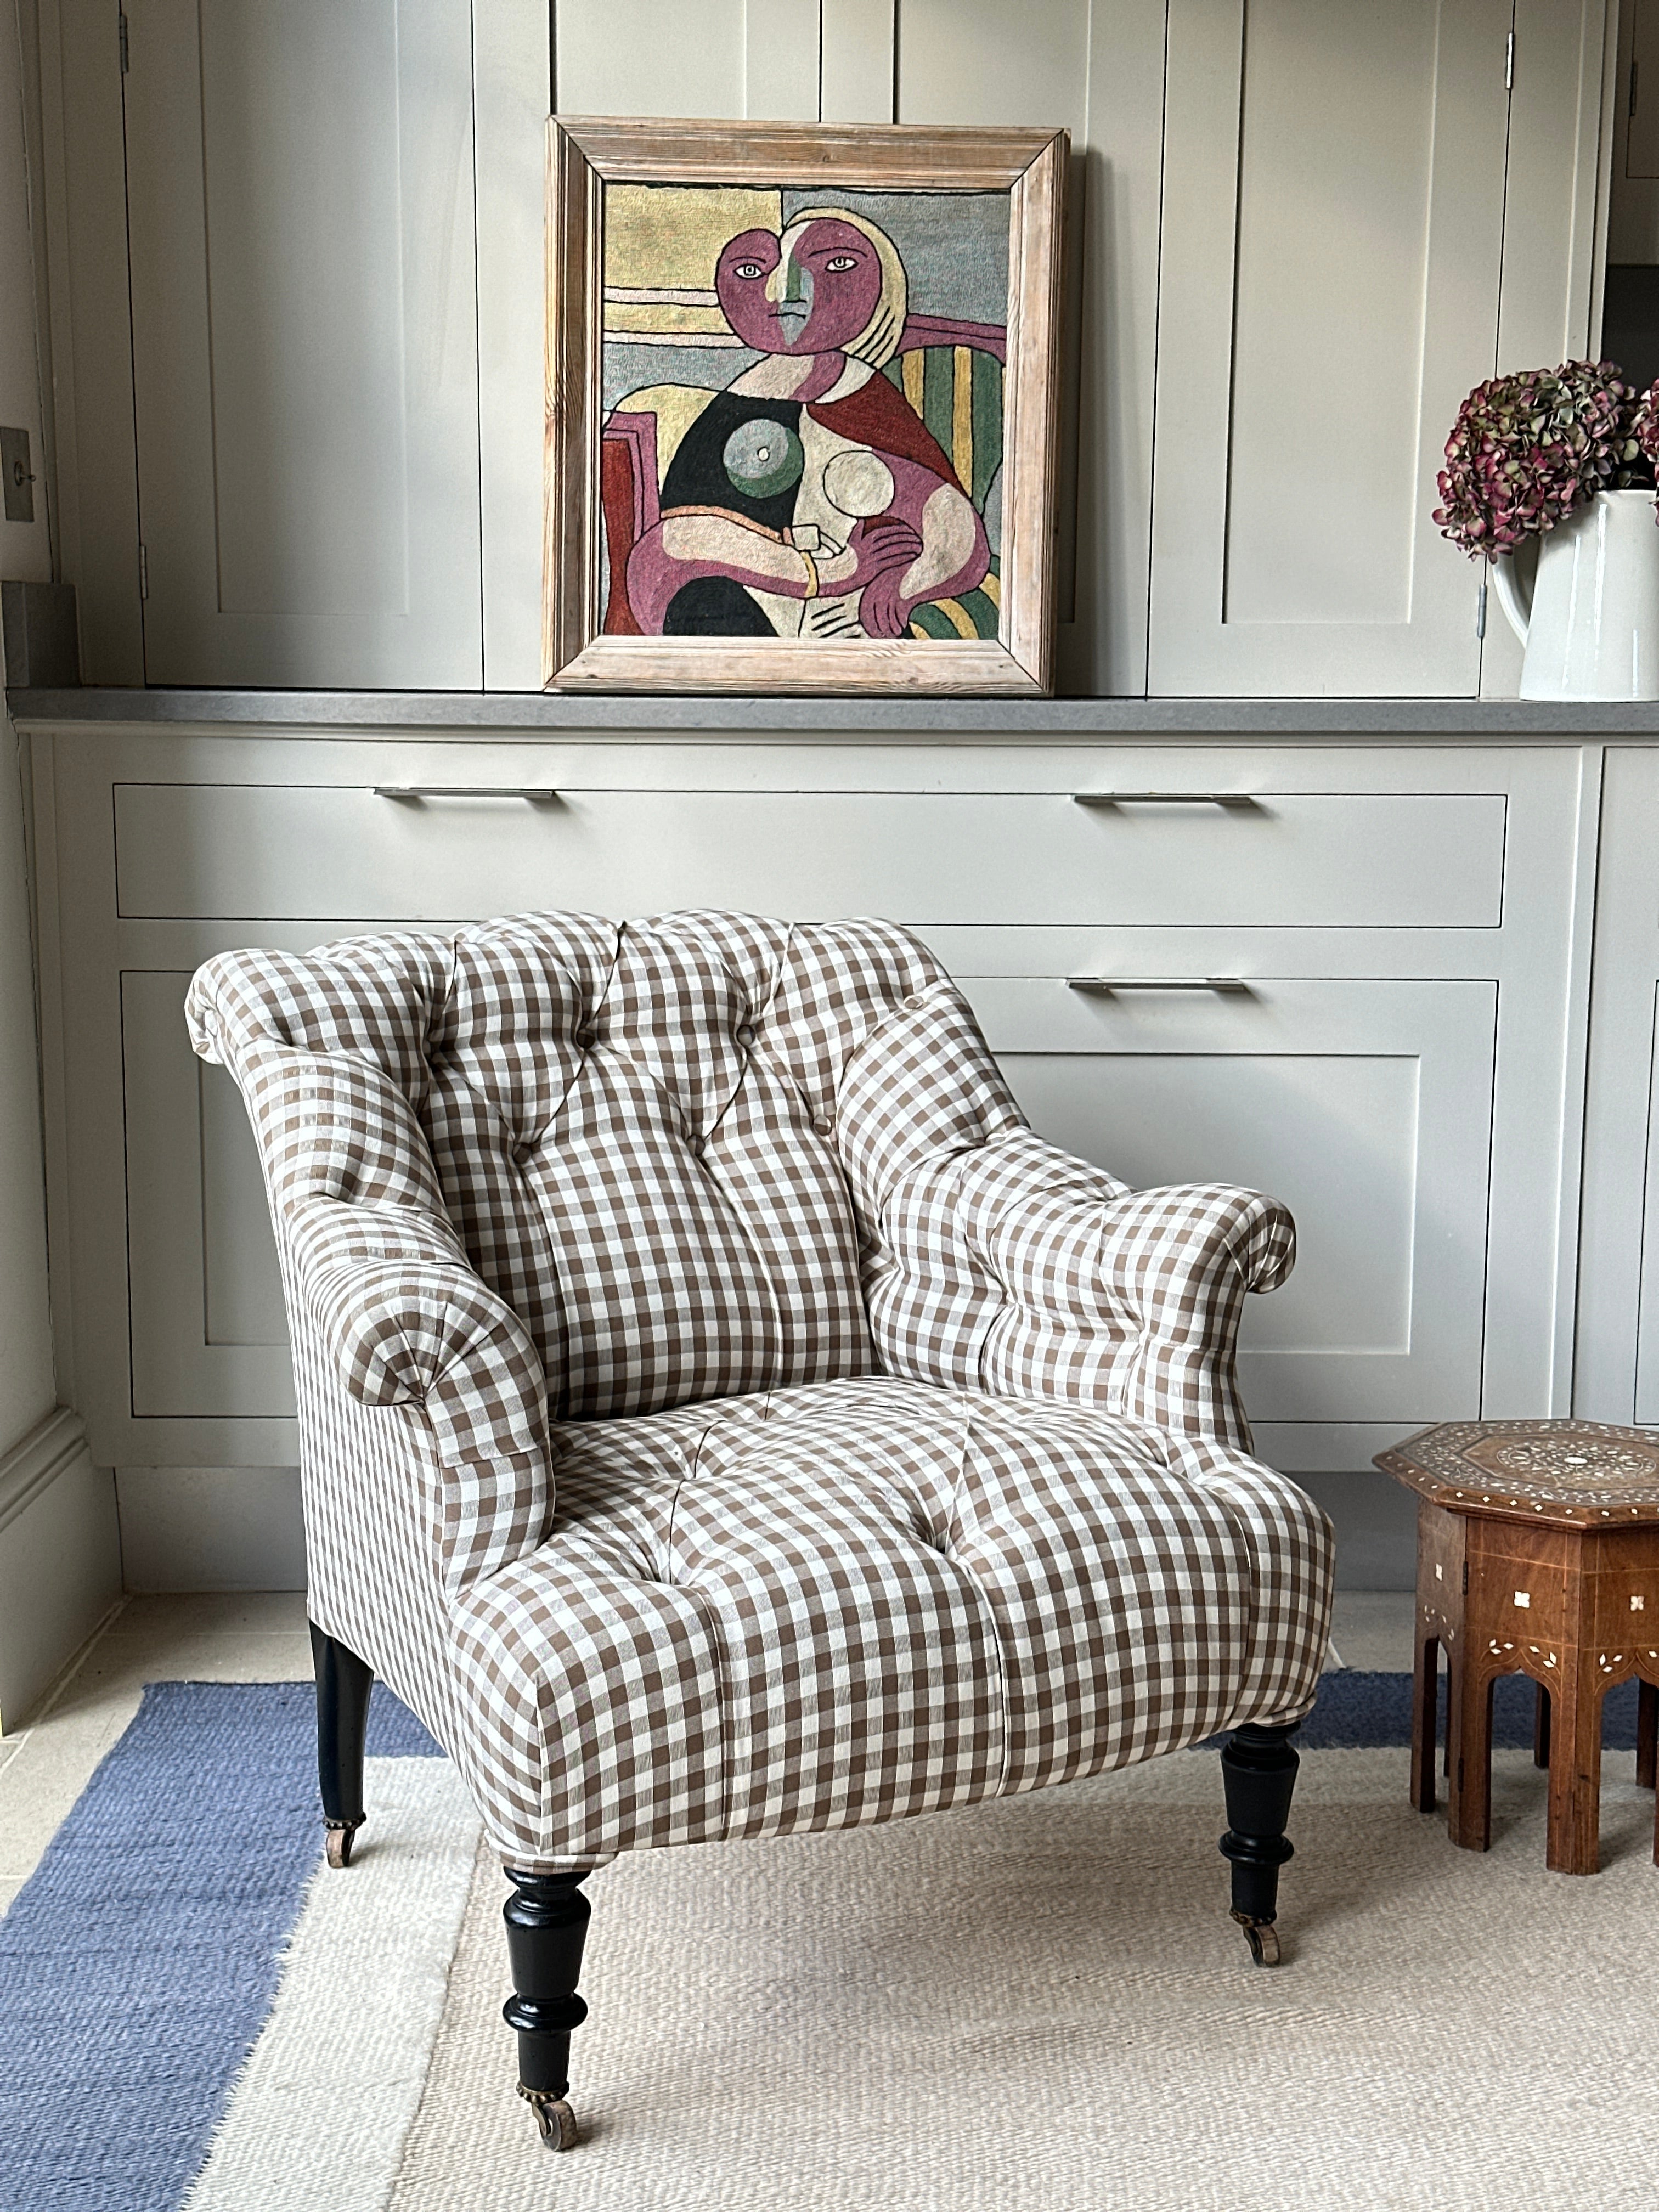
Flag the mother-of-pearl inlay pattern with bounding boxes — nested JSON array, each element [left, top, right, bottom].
[[1379, 1419, 1659, 1519]]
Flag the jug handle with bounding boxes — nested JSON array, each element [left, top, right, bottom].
[[1491, 554, 1530, 646]]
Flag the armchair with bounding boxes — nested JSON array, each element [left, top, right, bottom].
[[188, 911, 1333, 2150]]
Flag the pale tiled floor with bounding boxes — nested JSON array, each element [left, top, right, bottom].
[[0, 1587, 1416, 1915]]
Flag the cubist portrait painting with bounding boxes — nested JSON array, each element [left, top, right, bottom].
[[599, 184, 1009, 644]]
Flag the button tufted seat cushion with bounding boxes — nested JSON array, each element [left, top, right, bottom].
[[187, 910, 1331, 1872], [451, 1377, 1328, 1862]]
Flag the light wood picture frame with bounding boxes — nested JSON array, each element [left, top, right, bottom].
[[544, 117, 1068, 695]]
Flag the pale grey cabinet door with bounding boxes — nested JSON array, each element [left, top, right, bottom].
[[122, 972, 292, 1419], [963, 974, 1497, 1453], [888, 0, 1166, 694], [1148, 0, 1511, 697], [556, 0, 819, 119], [1576, 751, 1659, 1427], [121, 0, 483, 687]]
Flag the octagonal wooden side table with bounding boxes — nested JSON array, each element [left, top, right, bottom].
[[1375, 1419, 1659, 1876]]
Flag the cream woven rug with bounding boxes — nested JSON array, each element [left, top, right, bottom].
[[360, 1746, 1651, 2211]]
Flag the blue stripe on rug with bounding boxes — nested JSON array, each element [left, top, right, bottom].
[[1297, 1667, 1647, 1749], [0, 1682, 439, 2212]]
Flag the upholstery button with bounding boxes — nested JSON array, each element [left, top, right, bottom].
[[812, 1115, 833, 1138], [574, 1026, 597, 1049], [688, 1133, 706, 1156], [736, 1023, 756, 1048]]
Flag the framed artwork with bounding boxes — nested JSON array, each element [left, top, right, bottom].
[[544, 118, 1068, 695]]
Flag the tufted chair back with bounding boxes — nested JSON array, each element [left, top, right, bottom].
[[188, 911, 1037, 1421]]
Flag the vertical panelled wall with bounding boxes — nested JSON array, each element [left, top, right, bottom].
[[38, 0, 1612, 693], [555, 0, 1164, 692]]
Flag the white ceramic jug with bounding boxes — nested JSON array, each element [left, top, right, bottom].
[[1493, 488, 1659, 700]]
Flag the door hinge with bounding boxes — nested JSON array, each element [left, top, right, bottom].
[[1505, 30, 1514, 89], [1476, 579, 1487, 639], [138, 543, 148, 600], [118, 8, 129, 72]]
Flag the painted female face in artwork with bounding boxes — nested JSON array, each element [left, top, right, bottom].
[[715, 217, 884, 357]]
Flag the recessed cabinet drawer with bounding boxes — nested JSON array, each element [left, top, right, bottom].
[[112, 781, 1506, 929]]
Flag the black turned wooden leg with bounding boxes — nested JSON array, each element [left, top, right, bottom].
[[310, 1620, 373, 1869], [1219, 1721, 1300, 1967], [503, 1870, 591, 2151]]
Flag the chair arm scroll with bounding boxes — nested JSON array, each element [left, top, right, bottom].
[[287, 1197, 551, 1469]]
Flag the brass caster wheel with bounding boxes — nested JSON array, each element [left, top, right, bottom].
[[1231, 1910, 1280, 1967], [518, 2085, 579, 2151], [325, 1820, 363, 1870]]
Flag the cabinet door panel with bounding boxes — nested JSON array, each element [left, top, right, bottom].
[[555, 0, 820, 120], [963, 975, 1496, 1425], [1149, 0, 1510, 695], [1635, 990, 1659, 1425], [1580, 751, 1659, 1426], [122, 972, 292, 1420], [122, 0, 482, 687]]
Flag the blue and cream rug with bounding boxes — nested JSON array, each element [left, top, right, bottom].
[[3, 1674, 1656, 2212]]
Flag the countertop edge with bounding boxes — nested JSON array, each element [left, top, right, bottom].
[[12, 687, 1659, 737]]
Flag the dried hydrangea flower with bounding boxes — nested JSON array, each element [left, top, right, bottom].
[[1434, 360, 1640, 561]]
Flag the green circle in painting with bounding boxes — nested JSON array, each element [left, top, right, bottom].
[[723, 419, 804, 500]]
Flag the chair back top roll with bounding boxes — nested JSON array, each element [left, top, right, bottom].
[[188, 910, 1029, 1421]]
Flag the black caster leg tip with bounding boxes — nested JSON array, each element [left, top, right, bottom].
[[518, 2085, 580, 2150], [1230, 1908, 1282, 1967], [325, 1818, 364, 1869]]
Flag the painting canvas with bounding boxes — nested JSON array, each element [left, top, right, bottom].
[[545, 121, 1068, 693], [600, 185, 1009, 647]]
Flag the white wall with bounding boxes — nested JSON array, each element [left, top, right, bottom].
[[0, 0, 120, 1726]]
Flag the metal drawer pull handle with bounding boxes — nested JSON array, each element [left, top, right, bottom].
[[1067, 975, 1251, 995], [1073, 791, 1259, 808], [373, 785, 561, 801]]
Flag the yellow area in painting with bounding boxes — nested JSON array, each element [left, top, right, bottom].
[[929, 597, 979, 639], [951, 346, 973, 493], [611, 383, 719, 481], [605, 184, 783, 297], [603, 302, 735, 337]]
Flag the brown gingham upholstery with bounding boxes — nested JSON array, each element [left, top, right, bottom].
[[187, 912, 1332, 1870]]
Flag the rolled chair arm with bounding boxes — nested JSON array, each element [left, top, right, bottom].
[[1092, 1181, 1296, 1325], [287, 1197, 551, 1466], [873, 1133, 1295, 1450], [992, 1178, 1292, 1448]]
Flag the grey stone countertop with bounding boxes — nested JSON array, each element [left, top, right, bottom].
[[11, 687, 1659, 737]]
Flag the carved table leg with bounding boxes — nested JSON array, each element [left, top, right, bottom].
[[1447, 1658, 1494, 1853], [1218, 1722, 1300, 1967], [310, 1620, 373, 1869], [1410, 1631, 1440, 1814], [503, 1869, 591, 2149], [1545, 1653, 1605, 1876], [1533, 1681, 1551, 1770], [1415, 1503, 1465, 1796], [1638, 1680, 1658, 1791]]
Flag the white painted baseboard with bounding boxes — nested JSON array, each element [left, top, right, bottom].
[[114, 1465, 306, 1592], [0, 1407, 122, 1729]]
